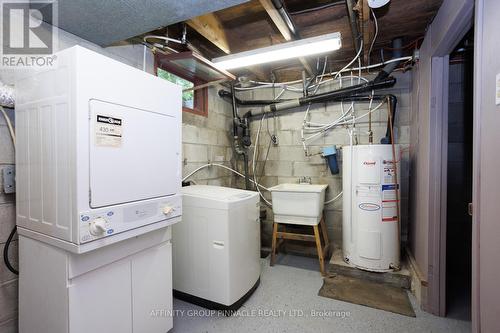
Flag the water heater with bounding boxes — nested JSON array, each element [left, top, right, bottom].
[[342, 144, 400, 272]]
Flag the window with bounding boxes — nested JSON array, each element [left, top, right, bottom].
[[157, 68, 195, 109], [155, 65, 208, 117], [155, 51, 234, 117]]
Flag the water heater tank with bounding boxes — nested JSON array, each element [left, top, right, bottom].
[[342, 144, 400, 272]]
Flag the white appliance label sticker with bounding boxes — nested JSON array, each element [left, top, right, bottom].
[[496, 73, 500, 106], [95, 115, 122, 147], [382, 201, 398, 222], [381, 184, 398, 222]]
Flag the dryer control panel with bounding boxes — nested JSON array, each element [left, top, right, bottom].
[[78, 196, 182, 244]]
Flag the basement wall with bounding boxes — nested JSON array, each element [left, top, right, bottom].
[[0, 24, 233, 330], [233, 71, 412, 250]]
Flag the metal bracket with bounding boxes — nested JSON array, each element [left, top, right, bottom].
[[2, 165, 15, 194]]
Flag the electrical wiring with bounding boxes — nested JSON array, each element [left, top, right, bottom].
[[235, 56, 412, 91], [302, 100, 386, 142], [143, 35, 183, 45], [324, 191, 343, 204], [384, 36, 423, 51], [182, 88, 286, 206], [251, 86, 287, 206], [182, 163, 270, 192], [367, 8, 378, 70], [299, 42, 365, 154], [0, 106, 15, 145], [1, 106, 18, 275], [252, 113, 273, 206], [289, 1, 344, 15], [332, 42, 364, 81], [301, 56, 329, 154]]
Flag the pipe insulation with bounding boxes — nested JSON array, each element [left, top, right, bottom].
[[0, 82, 14, 108], [253, 77, 396, 116], [219, 77, 397, 119]]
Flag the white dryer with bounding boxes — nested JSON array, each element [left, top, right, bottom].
[[173, 185, 260, 310], [15, 46, 182, 333]]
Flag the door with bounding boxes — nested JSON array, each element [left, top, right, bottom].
[[132, 242, 173, 332], [89, 99, 180, 208]]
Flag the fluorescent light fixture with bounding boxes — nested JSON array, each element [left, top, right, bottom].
[[367, 0, 391, 8], [213, 32, 341, 70]]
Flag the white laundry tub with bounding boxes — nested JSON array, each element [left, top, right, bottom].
[[269, 183, 328, 225]]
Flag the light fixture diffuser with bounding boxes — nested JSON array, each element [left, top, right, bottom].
[[212, 32, 342, 70]]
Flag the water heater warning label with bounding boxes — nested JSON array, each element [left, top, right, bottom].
[[382, 184, 399, 222], [95, 115, 122, 147]]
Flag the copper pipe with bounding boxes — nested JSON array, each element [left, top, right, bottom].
[[387, 96, 401, 267]]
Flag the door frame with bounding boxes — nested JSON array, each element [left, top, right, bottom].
[[471, 0, 483, 331], [425, 0, 474, 317]]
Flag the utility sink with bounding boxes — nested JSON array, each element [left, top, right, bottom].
[[269, 183, 328, 225]]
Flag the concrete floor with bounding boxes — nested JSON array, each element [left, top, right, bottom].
[[172, 255, 471, 333]]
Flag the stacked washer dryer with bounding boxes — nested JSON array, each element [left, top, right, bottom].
[[15, 46, 182, 333]]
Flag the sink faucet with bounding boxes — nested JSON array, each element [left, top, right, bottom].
[[298, 176, 312, 184]]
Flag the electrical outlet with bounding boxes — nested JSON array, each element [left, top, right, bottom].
[[2, 165, 15, 194], [271, 134, 279, 145]]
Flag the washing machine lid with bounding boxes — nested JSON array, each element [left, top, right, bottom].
[[182, 185, 258, 203]]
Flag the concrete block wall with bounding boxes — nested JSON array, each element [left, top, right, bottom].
[[181, 86, 236, 186], [236, 71, 412, 249], [0, 24, 234, 330], [0, 107, 17, 329]]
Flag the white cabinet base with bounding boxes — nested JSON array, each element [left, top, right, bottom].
[[19, 228, 173, 333]]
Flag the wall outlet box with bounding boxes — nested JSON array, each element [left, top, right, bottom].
[[2, 165, 15, 194]]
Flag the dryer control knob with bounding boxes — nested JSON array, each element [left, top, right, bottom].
[[89, 217, 107, 236], [162, 206, 174, 216]]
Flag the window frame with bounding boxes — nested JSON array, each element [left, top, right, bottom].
[[154, 57, 208, 117]]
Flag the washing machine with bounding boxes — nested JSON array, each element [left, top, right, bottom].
[[15, 46, 182, 333], [173, 185, 260, 310]]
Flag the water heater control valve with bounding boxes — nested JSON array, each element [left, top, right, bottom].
[[89, 217, 107, 236]]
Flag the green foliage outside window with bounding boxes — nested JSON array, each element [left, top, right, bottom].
[[157, 68, 194, 108]]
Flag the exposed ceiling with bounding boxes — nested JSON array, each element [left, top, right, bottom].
[[144, 0, 443, 81], [38, 0, 249, 46]]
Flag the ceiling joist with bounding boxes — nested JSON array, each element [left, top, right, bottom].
[[258, 0, 293, 41], [258, 0, 314, 75], [187, 13, 231, 54], [361, 0, 374, 64]]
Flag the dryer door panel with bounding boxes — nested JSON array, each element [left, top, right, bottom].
[[89, 99, 179, 208]]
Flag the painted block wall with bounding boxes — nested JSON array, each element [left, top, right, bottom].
[[233, 71, 412, 250], [0, 25, 233, 330], [181, 90, 235, 187]]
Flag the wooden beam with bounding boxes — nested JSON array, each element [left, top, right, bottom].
[[258, 0, 293, 41], [187, 13, 231, 54], [258, 0, 313, 75], [361, 0, 374, 64]]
